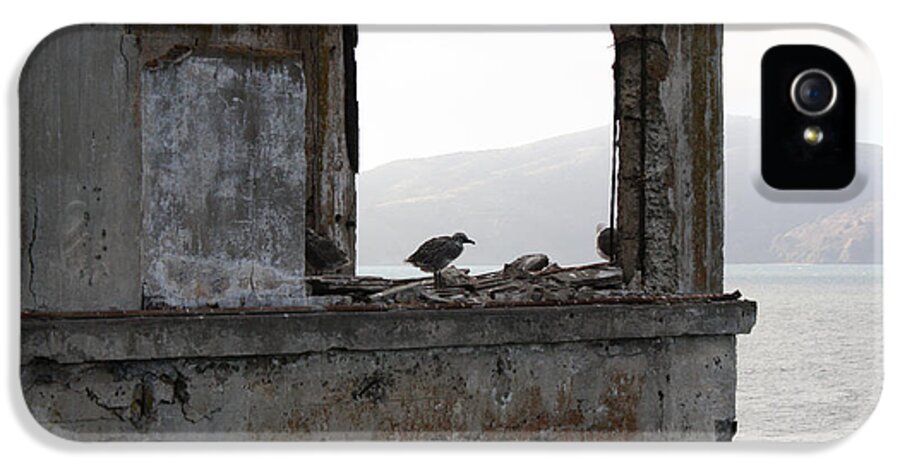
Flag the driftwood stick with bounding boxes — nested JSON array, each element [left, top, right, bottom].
[[420, 291, 453, 304], [370, 279, 430, 300], [486, 282, 525, 295]]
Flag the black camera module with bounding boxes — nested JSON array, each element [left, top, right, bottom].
[[791, 69, 837, 116], [762, 46, 855, 189]]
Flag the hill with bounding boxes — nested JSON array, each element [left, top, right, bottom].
[[358, 117, 881, 265]]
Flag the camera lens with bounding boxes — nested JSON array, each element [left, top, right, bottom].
[[791, 69, 837, 116]]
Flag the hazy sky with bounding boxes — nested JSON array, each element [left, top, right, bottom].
[[356, 27, 614, 171], [356, 26, 881, 171]]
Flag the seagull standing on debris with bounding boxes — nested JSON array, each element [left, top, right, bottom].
[[306, 228, 348, 272], [596, 224, 616, 261], [405, 232, 476, 288]]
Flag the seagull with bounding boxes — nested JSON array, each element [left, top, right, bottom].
[[306, 228, 348, 272], [405, 232, 476, 287], [596, 224, 616, 261]]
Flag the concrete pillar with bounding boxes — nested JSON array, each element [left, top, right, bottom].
[[611, 25, 724, 294], [303, 26, 358, 276], [20, 26, 142, 311]]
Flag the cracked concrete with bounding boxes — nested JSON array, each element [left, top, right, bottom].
[[26, 199, 39, 307], [22, 340, 742, 441], [20, 25, 143, 311], [22, 300, 754, 441]]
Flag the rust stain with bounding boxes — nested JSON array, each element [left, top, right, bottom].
[[285, 407, 312, 434], [520, 386, 550, 432], [601, 371, 644, 436], [211, 44, 303, 60], [554, 381, 586, 428], [249, 378, 276, 401], [478, 384, 590, 435], [143, 44, 303, 72], [645, 40, 670, 81], [688, 26, 722, 293]]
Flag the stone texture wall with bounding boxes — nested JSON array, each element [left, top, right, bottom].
[[21, 300, 756, 441], [141, 51, 307, 308], [128, 25, 359, 277], [612, 25, 724, 294], [20, 25, 358, 311]]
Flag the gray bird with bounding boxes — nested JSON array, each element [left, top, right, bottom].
[[306, 228, 348, 272], [405, 232, 476, 287], [596, 224, 616, 261]]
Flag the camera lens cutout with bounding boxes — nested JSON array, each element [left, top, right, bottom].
[[762, 45, 855, 189], [791, 69, 837, 116]]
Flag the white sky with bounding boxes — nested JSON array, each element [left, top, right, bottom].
[[356, 26, 881, 171]]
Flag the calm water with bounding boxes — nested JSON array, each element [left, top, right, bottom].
[[358, 264, 883, 441], [727, 264, 882, 441]]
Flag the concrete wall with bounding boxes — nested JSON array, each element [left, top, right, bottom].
[[128, 25, 359, 276], [20, 24, 753, 442], [22, 299, 756, 441], [611, 25, 724, 294], [20, 26, 143, 311], [20, 25, 357, 311], [141, 50, 307, 308]]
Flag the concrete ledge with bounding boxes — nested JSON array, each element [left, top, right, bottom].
[[22, 299, 757, 441], [22, 299, 756, 365]]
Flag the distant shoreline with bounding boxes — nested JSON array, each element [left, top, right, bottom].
[[357, 262, 884, 268]]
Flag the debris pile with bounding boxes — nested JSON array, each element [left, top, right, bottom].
[[306, 254, 625, 307]]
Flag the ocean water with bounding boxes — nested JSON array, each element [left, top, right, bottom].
[[358, 263, 883, 441], [727, 264, 883, 441]]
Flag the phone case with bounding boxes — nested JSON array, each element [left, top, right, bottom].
[[19, 24, 882, 442]]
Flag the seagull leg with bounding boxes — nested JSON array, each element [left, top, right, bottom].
[[434, 271, 443, 289]]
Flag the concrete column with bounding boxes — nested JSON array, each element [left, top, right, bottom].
[[20, 25, 142, 311], [303, 26, 358, 276], [611, 25, 724, 294]]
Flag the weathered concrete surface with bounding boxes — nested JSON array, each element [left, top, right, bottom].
[[20, 25, 142, 311], [612, 25, 724, 294], [129, 26, 359, 276], [20, 24, 751, 443], [303, 26, 358, 276], [141, 51, 307, 308], [22, 300, 755, 441], [21, 25, 358, 311], [21, 300, 756, 365]]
